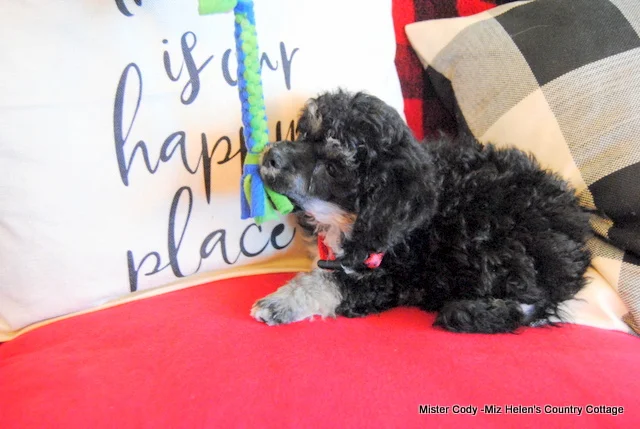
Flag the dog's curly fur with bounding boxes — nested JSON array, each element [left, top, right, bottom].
[[251, 90, 592, 333]]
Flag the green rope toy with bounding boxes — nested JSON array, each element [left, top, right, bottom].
[[198, 0, 294, 224]]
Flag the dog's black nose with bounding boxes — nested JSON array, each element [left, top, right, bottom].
[[263, 148, 282, 170]]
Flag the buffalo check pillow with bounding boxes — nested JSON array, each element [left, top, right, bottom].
[[407, 0, 640, 334]]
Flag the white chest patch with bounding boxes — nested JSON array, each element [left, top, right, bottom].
[[302, 199, 356, 257]]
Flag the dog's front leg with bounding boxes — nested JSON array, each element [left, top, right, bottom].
[[251, 270, 343, 325]]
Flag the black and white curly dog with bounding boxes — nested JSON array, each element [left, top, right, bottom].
[[251, 91, 591, 333]]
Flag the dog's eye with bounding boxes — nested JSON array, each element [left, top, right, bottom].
[[326, 163, 338, 177]]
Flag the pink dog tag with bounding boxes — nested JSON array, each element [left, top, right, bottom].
[[364, 252, 384, 269]]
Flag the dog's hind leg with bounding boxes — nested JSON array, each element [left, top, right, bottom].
[[433, 298, 526, 333]]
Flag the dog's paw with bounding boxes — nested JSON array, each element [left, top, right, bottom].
[[251, 295, 300, 326], [251, 271, 343, 325], [434, 299, 524, 333]]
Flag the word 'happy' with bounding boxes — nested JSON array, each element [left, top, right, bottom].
[[113, 7, 301, 292]]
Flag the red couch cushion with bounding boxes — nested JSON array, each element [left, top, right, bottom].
[[0, 273, 638, 428]]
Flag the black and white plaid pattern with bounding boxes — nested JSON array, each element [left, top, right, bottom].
[[407, 0, 640, 333]]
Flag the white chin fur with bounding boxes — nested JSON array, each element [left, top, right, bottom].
[[302, 198, 356, 257]]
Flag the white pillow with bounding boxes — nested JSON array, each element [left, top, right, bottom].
[[0, 0, 404, 339]]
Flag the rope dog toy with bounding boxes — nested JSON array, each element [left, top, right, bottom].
[[198, 0, 293, 224]]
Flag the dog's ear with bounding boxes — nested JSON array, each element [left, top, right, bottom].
[[344, 143, 438, 265], [296, 98, 323, 139], [340, 93, 440, 263]]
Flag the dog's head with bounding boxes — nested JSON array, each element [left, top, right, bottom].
[[260, 90, 437, 253]]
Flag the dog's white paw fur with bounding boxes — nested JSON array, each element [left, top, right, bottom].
[[251, 270, 342, 326]]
